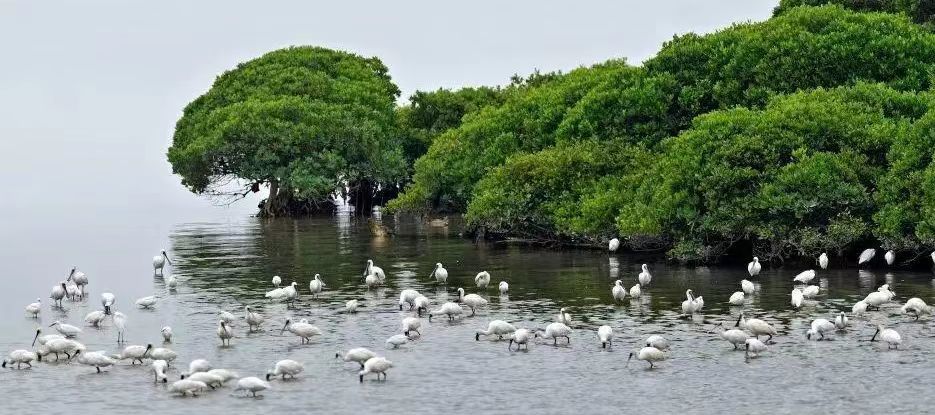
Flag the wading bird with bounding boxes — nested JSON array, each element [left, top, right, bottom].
[[475, 320, 516, 341], [598, 325, 613, 349], [266, 359, 303, 381], [336, 348, 376, 368], [235, 377, 271, 397], [747, 257, 761, 277], [627, 346, 667, 369], [457, 288, 487, 316], [280, 319, 321, 344], [358, 357, 392, 382], [474, 271, 491, 289], [430, 263, 448, 284], [153, 249, 171, 276]]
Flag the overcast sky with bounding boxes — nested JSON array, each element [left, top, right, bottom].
[[0, 0, 776, 224]]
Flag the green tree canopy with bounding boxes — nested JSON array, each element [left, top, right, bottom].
[[168, 46, 405, 215], [774, 0, 935, 27], [617, 84, 933, 261]]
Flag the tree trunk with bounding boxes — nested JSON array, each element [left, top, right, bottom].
[[264, 179, 280, 217]]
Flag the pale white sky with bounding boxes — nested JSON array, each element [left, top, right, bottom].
[[0, 0, 776, 222]]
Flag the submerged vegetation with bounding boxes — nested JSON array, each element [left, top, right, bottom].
[[170, 4, 935, 262]]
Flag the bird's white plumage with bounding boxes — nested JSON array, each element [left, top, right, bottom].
[[475, 320, 516, 340], [401, 317, 422, 337], [740, 279, 755, 295], [498, 281, 509, 294], [271, 275, 281, 287], [245, 306, 264, 331], [76, 350, 116, 372], [792, 270, 816, 284], [791, 289, 804, 309], [834, 312, 848, 330], [818, 252, 829, 269], [747, 257, 761, 277], [50, 321, 82, 337], [135, 296, 157, 309], [728, 291, 745, 306], [280, 319, 321, 343], [169, 379, 207, 396], [858, 248, 876, 265], [628, 346, 668, 368], [235, 377, 271, 396], [428, 302, 463, 321], [309, 274, 325, 296], [457, 288, 487, 315], [430, 263, 448, 284], [359, 357, 393, 382], [536, 322, 572, 345], [612, 280, 626, 302], [509, 328, 533, 350], [597, 325, 613, 348], [806, 319, 835, 340], [266, 359, 303, 380], [3, 350, 38, 369], [161, 326, 172, 343], [474, 271, 491, 289], [25, 298, 41, 317], [638, 264, 652, 286], [608, 238, 620, 252], [385, 334, 408, 348], [337, 348, 377, 366]]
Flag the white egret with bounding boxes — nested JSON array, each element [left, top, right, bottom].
[[280, 319, 321, 344], [509, 329, 533, 351], [386, 334, 408, 348], [901, 298, 931, 320], [50, 282, 66, 307], [64, 279, 80, 301], [608, 238, 620, 252], [535, 322, 572, 345], [219, 310, 235, 325], [181, 359, 212, 377], [713, 323, 748, 349], [499, 281, 509, 294], [167, 274, 178, 289], [75, 350, 116, 373], [217, 321, 233, 346], [359, 357, 393, 382], [363, 259, 385, 281], [365, 273, 382, 288], [629, 283, 642, 298], [135, 295, 157, 309], [792, 270, 816, 284], [170, 379, 207, 397], [681, 289, 702, 314], [336, 348, 377, 368], [149, 347, 177, 364], [152, 359, 168, 383], [25, 298, 41, 318], [245, 306, 264, 331], [398, 289, 420, 310], [852, 300, 868, 315], [612, 280, 626, 302], [728, 291, 745, 306], [84, 310, 106, 327], [2, 350, 38, 369], [308, 274, 325, 297], [818, 252, 829, 269], [791, 289, 804, 309], [747, 257, 761, 277], [114, 311, 127, 343], [100, 292, 116, 315], [427, 302, 463, 321], [49, 321, 81, 338], [345, 299, 359, 313], [474, 320, 516, 341], [414, 295, 430, 316], [113, 344, 152, 364], [627, 346, 667, 369], [38, 338, 84, 361], [184, 372, 223, 389], [68, 267, 89, 296], [638, 264, 652, 286], [597, 325, 613, 349], [801, 285, 820, 299], [806, 319, 835, 340], [741, 279, 755, 295], [457, 288, 487, 316], [207, 369, 239, 384], [161, 326, 173, 343], [265, 281, 297, 305], [430, 263, 448, 284], [557, 308, 572, 325], [266, 359, 303, 381], [235, 377, 271, 397], [474, 271, 491, 289], [858, 248, 876, 266], [401, 317, 422, 337], [884, 250, 895, 265], [646, 335, 670, 351], [871, 325, 901, 349], [745, 338, 768, 358], [736, 313, 778, 343], [834, 312, 848, 330], [153, 249, 171, 275], [271, 275, 281, 287]]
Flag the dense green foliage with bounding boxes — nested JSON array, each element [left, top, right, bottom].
[[168, 46, 405, 215], [392, 5, 935, 262], [775, 0, 935, 27]]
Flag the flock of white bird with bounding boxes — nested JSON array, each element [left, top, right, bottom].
[[5, 243, 934, 398]]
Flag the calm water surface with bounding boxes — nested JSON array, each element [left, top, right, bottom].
[[2, 214, 935, 414]]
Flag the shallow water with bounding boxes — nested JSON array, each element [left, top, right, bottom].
[[2, 214, 935, 414]]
